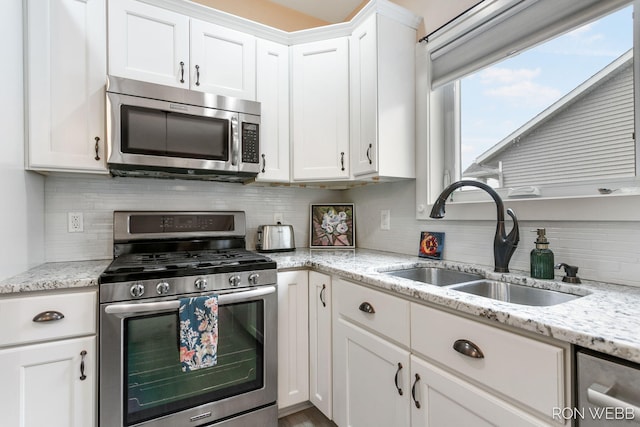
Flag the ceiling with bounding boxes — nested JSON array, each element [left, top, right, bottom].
[[268, 0, 365, 23]]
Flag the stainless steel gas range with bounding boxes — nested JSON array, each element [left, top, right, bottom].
[[98, 211, 278, 427]]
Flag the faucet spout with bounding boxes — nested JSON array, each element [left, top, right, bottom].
[[429, 180, 519, 273]]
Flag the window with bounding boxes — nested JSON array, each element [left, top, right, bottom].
[[419, 0, 639, 205]]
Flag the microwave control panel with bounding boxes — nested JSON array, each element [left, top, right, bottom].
[[241, 123, 260, 164]]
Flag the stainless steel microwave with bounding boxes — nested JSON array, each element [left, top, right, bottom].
[[106, 76, 261, 182]]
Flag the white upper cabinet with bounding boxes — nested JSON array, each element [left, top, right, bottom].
[[190, 20, 256, 99], [108, 0, 256, 99], [25, 0, 107, 173], [256, 39, 290, 182], [291, 37, 350, 181], [108, 0, 189, 88], [350, 13, 416, 179]]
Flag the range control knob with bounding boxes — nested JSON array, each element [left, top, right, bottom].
[[156, 281, 170, 295], [195, 278, 208, 291], [229, 275, 241, 287], [248, 273, 260, 285], [130, 283, 145, 298]]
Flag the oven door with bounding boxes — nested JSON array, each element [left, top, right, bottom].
[[99, 286, 277, 427], [107, 92, 239, 173]]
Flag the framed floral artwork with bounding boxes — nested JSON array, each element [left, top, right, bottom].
[[310, 204, 355, 248], [418, 231, 445, 259]]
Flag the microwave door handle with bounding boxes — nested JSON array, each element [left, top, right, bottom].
[[103, 286, 276, 315], [231, 116, 239, 166]]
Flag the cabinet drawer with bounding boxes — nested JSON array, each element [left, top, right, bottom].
[[333, 279, 409, 346], [0, 291, 97, 347], [411, 302, 565, 419]]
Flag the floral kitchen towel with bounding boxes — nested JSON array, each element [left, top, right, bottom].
[[179, 295, 218, 372]]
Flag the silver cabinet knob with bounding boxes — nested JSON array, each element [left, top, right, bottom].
[[156, 281, 170, 295], [248, 273, 260, 285], [195, 278, 208, 291], [229, 275, 241, 287], [130, 283, 145, 298]]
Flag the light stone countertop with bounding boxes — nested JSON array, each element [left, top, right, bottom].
[[0, 260, 110, 294], [1, 249, 639, 365]]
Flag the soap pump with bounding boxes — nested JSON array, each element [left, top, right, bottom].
[[531, 228, 554, 279]]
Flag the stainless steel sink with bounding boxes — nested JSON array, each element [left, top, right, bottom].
[[450, 280, 582, 306], [385, 267, 483, 286]]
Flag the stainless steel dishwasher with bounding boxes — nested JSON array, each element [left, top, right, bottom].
[[576, 348, 640, 426]]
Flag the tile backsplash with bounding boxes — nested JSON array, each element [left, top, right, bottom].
[[348, 181, 640, 287], [45, 176, 640, 287], [45, 175, 345, 262]]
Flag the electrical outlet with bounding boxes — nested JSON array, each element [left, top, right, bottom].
[[68, 212, 84, 233], [380, 210, 391, 230], [273, 213, 284, 224]]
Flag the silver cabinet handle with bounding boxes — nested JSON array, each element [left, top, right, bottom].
[[195, 64, 201, 86], [358, 301, 375, 314], [366, 143, 372, 164], [587, 383, 640, 418], [32, 310, 65, 322], [180, 61, 185, 83], [320, 284, 326, 307], [261, 154, 266, 173], [79, 350, 87, 381], [94, 136, 101, 161], [340, 152, 345, 171], [453, 339, 484, 359]]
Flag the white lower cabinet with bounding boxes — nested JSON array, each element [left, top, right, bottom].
[[410, 355, 544, 427], [330, 278, 569, 427], [411, 302, 568, 424], [308, 271, 333, 418], [0, 290, 97, 427], [277, 271, 310, 409], [0, 336, 96, 427], [333, 316, 411, 427], [332, 278, 411, 427]]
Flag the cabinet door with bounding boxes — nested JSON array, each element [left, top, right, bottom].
[[333, 317, 410, 427], [0, 336, 96, 427], [292, 38, 350, 181], [277, 271, 309, 409], [350, 13, 416, 180], [108, 0, 189, 87], [350, 14, 378, 177], [25, 0, 107, 172], [410, 355, 543, 427], [190, 20, 256, 99], [308, 272, 332, 419], [256, 39, 290, 182]]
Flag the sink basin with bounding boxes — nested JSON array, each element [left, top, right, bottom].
[[450, 280, 582, 306], [385, 267, 483, 286]]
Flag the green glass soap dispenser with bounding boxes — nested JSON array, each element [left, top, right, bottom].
[[531, 228, 554, 279]]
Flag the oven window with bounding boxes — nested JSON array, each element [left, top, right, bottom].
[[124, 301, 264, 426], [121, 105, 229, 161]]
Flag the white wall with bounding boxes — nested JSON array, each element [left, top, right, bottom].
[[348, 180, 640, 287], [0, 0, 45, 280], [44, 175, 345, 261]]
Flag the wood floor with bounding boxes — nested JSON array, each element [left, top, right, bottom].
[[278, 406, 337, 427]]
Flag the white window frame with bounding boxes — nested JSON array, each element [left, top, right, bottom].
[[416, 0, 640, 221]]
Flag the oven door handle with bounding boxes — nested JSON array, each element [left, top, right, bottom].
[[104, 286, 276, 315]]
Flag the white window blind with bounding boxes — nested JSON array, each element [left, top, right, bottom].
[[426, 0, 630, 89]]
